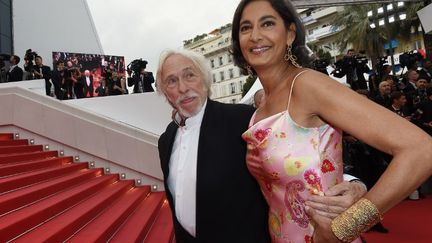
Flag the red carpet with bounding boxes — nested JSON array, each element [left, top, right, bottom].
[[363, 195, 432, 243], [0, 133, 174, 242]]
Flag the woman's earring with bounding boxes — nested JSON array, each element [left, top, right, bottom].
[[284, 45, 302, 68]]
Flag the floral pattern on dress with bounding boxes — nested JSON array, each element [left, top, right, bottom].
[[259, 171, 280, 193], [305, 235, 313, 243], [254, 128, 272, 142], [321, 159, 336, 173], [304, 169, 324, 196], [284, 156, 309, 176], [284, 180, 309, 228], [242, 109, 358, 242], [269, 211, 282, 238]]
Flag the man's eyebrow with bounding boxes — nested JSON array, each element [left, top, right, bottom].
[[182, 67, 195, 72], [163, 66, 195, 81]]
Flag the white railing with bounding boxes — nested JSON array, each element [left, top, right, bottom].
[[311, 7, 339, 19], [310, 25, 340, 40], [0, 80, 173, 190]]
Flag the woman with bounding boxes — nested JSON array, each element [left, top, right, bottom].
[[231, 0, 432, 242]]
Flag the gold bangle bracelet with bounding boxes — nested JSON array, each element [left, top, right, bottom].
[[331, 198, 382, 242]]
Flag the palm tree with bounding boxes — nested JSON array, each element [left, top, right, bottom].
[[332, 4, 385, 65], [242, 75, 257, 97], [332, 2, 426, 65]]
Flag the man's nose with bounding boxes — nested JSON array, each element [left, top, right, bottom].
[[177, 78, 189, 93]]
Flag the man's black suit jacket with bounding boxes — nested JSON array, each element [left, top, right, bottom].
[[158, 99, 270, 243], [127, 72, 155, 93], [80, 76, 94, 97], [7, 66, 24, 82], [34, 65, 52, 95], [74, 80, 85, 99]]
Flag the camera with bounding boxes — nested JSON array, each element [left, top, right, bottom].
[[333, 54, 369, 78], [24, 49, 37, 62], [313, 59, 329, 75], [399, 50, 423, 69], [127, 59, 147, 75], [375, 57, 388, 71], [24, 49, 38, 73]]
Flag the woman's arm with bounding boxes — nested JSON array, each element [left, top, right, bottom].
[[293, 70, 432, 242]]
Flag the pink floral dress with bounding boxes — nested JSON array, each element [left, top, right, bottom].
[[242, 72, 361, 243]]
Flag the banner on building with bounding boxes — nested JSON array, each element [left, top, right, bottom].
[[52, 51, 125, 97]]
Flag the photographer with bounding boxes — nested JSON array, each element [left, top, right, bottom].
[[312, 58, 329, 75], [6, 55, 24, 82], [23, 49, 38, 80], [33, 56, 52, 96], [332, 49, 369, 91], [127, 59, 154, 93]]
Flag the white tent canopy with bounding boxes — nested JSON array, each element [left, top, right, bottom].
[[239, 66, 353, 104]]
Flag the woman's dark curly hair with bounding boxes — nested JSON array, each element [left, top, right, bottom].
[[231, 0, 314, 74]]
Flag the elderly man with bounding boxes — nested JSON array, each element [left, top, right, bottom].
[[373, 80, 392, 108], [253, 88, 265, 108], [80, 70, 94, 97], [156, 49, 366, 243]]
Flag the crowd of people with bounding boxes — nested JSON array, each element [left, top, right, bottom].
[[253, 51, 432, 205], [1, 51, 155, 100], [331, 50, 432, 202]]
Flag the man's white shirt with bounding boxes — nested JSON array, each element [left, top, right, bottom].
[[8, 65, 17, 73], [167, 101, 207, 237]]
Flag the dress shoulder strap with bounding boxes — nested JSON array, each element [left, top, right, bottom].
[[287, 70, 309, 111]]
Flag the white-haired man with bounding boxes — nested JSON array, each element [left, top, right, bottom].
[[156, 49, 366, 243]]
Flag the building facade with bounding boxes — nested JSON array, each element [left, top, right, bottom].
[[0, 0, 103, 71], [184, 25, 245, 104], [0, 0, 13, 55], [300, 4, 427, 66], [184, 4, 427, 103], [300, 6, 345, 62], [183, 8, 346, 104]]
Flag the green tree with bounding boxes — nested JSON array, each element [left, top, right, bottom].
[[308, 43, 332, 64], [242, 75, 257, 97]]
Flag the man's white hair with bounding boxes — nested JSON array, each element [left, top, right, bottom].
[[156, 49, 212, 96]]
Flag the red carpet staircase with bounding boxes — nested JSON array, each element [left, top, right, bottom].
[[0, 133, 174, 242]]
